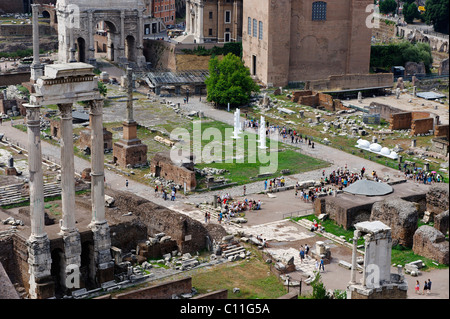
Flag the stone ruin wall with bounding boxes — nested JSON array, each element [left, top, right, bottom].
[[389, 112, 412, 130], [114, 277, 192, 299], [435, 124, 449, 140], [150, 153, 196, 191], [426, 184, 449, 216], [413, 225, 449, 265], [411, 117, 434, 136], [388, 111, 434, 135], [291, 90, 345, 112], [315, 192, 427, 231], [108, 190, 211, 254], [370, 198, 418, 247]]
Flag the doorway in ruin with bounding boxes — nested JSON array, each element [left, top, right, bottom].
[[76, 37, 86, 63], [50, 248, 64, 298], [125, 35, 136, 62], [80, 241, 95, 290], [155, 165, 161, 177]]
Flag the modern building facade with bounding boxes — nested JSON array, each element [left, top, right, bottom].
[[185, 0, 242, 43], [242, 0, 373, 87], [144, 0, 176, 26]]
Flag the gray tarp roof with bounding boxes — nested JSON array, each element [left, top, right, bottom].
[[146, 70, 209, 87], [343, 179, 393, 196]]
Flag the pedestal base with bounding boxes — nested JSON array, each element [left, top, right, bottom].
[[27, 235, 54, 299], [113, 139, 148, 168]]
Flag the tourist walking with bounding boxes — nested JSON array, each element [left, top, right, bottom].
[[319, 257, 325, 272], [304, 244, 309, 255], [299, 246, 305, 263], [426, 279, 432, 295], [422, 280, 427, 295], [205, 212, 208, 223], [126, 179, 129, 188], [243, 185, 246, 196]]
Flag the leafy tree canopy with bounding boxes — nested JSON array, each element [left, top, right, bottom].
[[379, 0, 398, 14], [205, 53, 260, 107], [424, 0, 449, 34]]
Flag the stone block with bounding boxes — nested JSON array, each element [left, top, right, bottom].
[[412, 226, 449, 265], [370, 198, 418, 247]]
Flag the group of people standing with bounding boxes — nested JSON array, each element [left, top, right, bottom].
[[155, 184, 177, 201], [299, 244, 325, 272], [415, 279, 432, 295]]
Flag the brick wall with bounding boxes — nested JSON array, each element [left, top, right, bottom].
[[435, 124, 449, 140], [0, 72, 31, 87], [411, 117, 434, 136], [150, 152, 196, 191], [389, 112, 412, 130]]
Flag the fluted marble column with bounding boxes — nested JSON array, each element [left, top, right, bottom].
[[88, 10, 96, 66], [88, 99, 113, 284], [30, 4, 43, 81], [88, 99, 106, 226], [350, 230, 360, 285], [25, 104, 53, 299], [198, 2, 204, 43], [58, 103, 82, 291]]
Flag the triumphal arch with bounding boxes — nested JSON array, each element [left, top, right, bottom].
[[56, 0, 147, 68]]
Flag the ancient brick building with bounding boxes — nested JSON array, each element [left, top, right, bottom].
[[150, 152, 197, 191], [185, 0, 243, 43], [242, 0, 374, 87]]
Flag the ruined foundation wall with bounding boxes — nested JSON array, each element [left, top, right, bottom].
[[108, 190, 211, 254], [115, 277, 192, 299], [411, 117, 434, 136]]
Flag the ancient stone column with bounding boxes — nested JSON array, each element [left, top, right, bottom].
[[126, 66, 134, 122], [185, 0, 191, 35], [25, 104, 54, 299], [198, 2, 204, 43], [88, 10, 96, 66], [119, 10, 126, 59], [30, 4, 43, 81], [350, 230, 360, 285], [88, 99, 114, 284], [58, 103, 76, 235], [58, 103, 82, 292], [68, 13, 77, 63]]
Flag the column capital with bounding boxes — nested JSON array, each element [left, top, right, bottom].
[[89, 99, 104, 115]]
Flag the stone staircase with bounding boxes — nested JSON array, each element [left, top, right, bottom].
[[0, 181, 62, 206]]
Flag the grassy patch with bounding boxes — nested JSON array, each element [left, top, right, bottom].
[[292, 214, 364, 245], [191, 247, 286, 299], [391, 245, 448, 270]]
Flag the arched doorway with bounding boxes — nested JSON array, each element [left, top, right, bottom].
[[95, 20, 118, 63], [42, 10, 51, 19], [76, 37, 86, 63], [125, 35, 136, 62]]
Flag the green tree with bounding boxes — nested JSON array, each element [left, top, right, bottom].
[[403, 2, 419, 24], [205, 53, 260, 107], [379, 0, 398, 14], [424, 0, 449, 34], [98, 81, 108, 97]]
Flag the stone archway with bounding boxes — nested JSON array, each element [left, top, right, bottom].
[[94, 20, 119, 63], [56, 0, 147, 68]]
